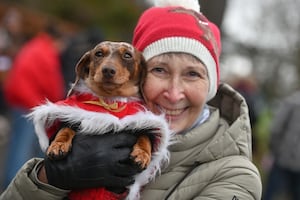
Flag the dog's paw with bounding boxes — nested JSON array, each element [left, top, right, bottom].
[[46, 142, 71, 160], [130, 148, 151, 170]]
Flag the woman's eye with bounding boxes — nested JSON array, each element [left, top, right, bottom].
[[149, 66, 168, 78], [186, 70, 208, 80], [187, 71, 200, 77], [151, 67, 165, 74]]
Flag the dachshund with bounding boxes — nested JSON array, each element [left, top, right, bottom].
[[47, 41, 151, 169]]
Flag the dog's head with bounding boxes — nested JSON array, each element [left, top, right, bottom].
[[69, 41, 146, 97]]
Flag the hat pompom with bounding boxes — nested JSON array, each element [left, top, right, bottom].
[[151, 0, 200, 12]]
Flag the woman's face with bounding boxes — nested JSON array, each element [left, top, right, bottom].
[[143, 53, 209, 133]]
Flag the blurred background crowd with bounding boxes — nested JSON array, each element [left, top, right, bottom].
[[0, 0, 299, 199]]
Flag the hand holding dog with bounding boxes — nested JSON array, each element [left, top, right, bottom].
[[41, 132, 142, 191]]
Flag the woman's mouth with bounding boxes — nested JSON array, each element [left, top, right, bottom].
[[161, 107, 186, 119]]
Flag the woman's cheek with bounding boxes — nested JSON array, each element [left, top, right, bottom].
[[143, 76, 161, 114], [143, 75, 157, 97]]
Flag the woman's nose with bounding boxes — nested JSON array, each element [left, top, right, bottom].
[[163, 78, 184, 103]]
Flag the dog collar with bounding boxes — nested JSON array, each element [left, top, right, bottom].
[[83, 98, 127, 112]]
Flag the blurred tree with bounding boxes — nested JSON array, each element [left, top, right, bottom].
[[222, 0, 300, 101], [199, 0, 227, 28], [0, 3, 78, 39], [0, 0, 229, 41], [0, 0, 143, 41], [253, 0, 300, 99]]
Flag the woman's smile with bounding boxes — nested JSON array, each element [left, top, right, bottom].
[[160, 106, 187, 119]]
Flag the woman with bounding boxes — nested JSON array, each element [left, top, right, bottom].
[[0, 0, 262, 199]]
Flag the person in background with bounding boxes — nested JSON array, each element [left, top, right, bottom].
[[0, 8, 26, 116], [0, 0, 262, 199], [0, 8, 27, 192], [264, 90, 300, 200], [2, 22, 66, 188], [230, 75, 265, 159]]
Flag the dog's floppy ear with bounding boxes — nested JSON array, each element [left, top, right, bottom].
[[67, 51, 91, 96], [75, 51, 92, 79]]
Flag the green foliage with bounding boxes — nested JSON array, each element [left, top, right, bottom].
[[4, 0, 144, 41]]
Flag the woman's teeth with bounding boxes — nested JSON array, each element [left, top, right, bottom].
[[162, 108, 184, 116]]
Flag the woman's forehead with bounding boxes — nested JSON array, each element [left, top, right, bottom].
[[150, 52, 203, 63], [148, 52, 207, 70]]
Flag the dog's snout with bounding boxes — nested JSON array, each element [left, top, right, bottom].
[[102, 66, 116, 78]]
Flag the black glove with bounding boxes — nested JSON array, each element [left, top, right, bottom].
[[44, 131, 143, 190]]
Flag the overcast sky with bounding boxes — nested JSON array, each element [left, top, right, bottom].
[[222, 0, 264, 46], [221, 0, 299, 88]]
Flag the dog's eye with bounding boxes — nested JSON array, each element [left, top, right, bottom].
[[123, 52, 133, 59], [95, 51, 104, 57]]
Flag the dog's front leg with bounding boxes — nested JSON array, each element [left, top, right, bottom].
[[130, 135, 152, 169], [47, 127, 75, 160]]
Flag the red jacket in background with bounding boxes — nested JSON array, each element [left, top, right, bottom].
[[3, 32, 65, 110]]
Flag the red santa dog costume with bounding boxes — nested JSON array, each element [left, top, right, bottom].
[[28, 81, 172, 200]]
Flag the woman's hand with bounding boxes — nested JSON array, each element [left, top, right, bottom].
[[40, 131, 142, 190]]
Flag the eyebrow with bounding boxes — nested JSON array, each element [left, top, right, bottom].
[[148, 60, 168, 66], [186, 65, 208, 75]]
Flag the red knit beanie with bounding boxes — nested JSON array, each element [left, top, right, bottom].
[[132, 0, 221, 100]]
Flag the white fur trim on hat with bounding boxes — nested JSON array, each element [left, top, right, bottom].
[[143, 37, 218, 101]]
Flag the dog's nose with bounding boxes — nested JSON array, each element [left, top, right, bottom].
[[102, 66, 116, 78]]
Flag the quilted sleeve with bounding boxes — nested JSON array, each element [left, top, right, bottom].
[[194, 156, 262, 200], [161, 155, 262, 200], [0, 158, 69, 200]]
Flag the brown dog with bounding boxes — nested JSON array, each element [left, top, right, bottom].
[[47, 41, 151, 169]]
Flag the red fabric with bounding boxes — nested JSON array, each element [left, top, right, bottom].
[[69, 188, 128, 200], [3, 33, 65, 110]]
